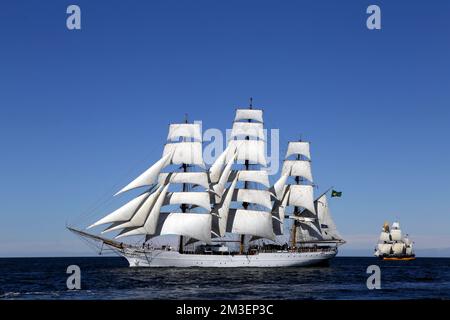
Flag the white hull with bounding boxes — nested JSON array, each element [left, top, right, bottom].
[[121, 248, 338, 268]]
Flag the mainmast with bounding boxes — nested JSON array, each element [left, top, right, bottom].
[[291, 139, 303, 248], [179, 113, 189, 254], [208, 99, 274, 253], [240, 98, 252, 254]]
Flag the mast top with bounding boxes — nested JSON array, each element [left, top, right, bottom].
[[249, 97, 253, 109], [184, 113, 189, 124]]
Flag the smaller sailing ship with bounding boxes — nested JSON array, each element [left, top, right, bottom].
[[374, 221, 415, 261]]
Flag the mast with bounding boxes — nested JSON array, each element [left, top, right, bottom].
[[291, 141, 302, 248], [209, 99, 273, 250], [179, 114, 189, 254], [239, 98, 252, 254], [88, 114, 212, 245], [275, 139, 344, 246], [272, 139, 318, 243]]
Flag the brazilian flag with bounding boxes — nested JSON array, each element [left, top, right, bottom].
[[331, 190, 342, 197]]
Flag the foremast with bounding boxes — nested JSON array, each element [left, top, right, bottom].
[[179, 114, 191, 254], [86, 117, 213, 246]]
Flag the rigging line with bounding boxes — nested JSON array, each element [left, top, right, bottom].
[[75, 232, 112, 256], [72, 184, 158, 230], [262, 109, 302, 174], [69, 138, 166, 227], [260, 121, 289, 186]]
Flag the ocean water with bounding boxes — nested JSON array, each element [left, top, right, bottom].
[[0, 257, 449, 300]]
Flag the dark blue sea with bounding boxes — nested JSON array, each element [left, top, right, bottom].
[[0, 257, 449, 300]]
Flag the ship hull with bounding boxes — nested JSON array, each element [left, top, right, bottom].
[[381, 255, 416, 261], [121, 248, 338, 268]]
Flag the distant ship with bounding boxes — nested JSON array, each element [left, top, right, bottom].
[[68, 101, 345, 267], [374, 221, 415, 261]]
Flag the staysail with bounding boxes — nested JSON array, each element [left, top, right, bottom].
[[316, 193, 344, 241]]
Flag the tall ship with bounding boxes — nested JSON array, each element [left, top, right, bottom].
[[69, 102, 345, 267], [374, 221, 415, 261]]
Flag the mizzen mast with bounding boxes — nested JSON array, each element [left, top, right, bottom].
[[272, 139, 319, 245]]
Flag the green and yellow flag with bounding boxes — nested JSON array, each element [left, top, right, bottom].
[[331, 190, 342, 197]]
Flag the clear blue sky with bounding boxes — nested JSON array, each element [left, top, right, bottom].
[[1, 0, 449, 256]]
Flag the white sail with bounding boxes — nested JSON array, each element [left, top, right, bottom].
[[158, 172, 209, 189], [230, 122, 264, 140], [88, 191, 151, 228], [167, 123, 202, 141], [404, 237, 412, 246], [140, 184, 171, 235], [233, 170, 270, 187], [160, 213, 212, 244], [212, 176, 238, 237], [232, 189, 272, 210], [209, 147, 228, 184], [287, 185, 316, 214], [211, 154, 237, 204], [391, 229, 402, 241], [296, 221, 323, 242], [208, 145, 236, 183], [272, 173, 288, 199], [316, 194, 342, 240], [272, 188, 290, 235], [380, 243, 392, 254], [405, 245, 414, 255], [234, 109, 263, 123], [228, 209, 275, 240], [115, 184, 170, 237], [392, 242, 405, 255], [114, 153, 172, 196], [227, 140, 267, 166], [281, 160, 313, 182], [215, 153, 236, 192], [285, 141, 310, 160], [163, 142, 205, 167], [103, 185, 163, 232], [379, 231, 391, 242], [163, 191, 211, 211]]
